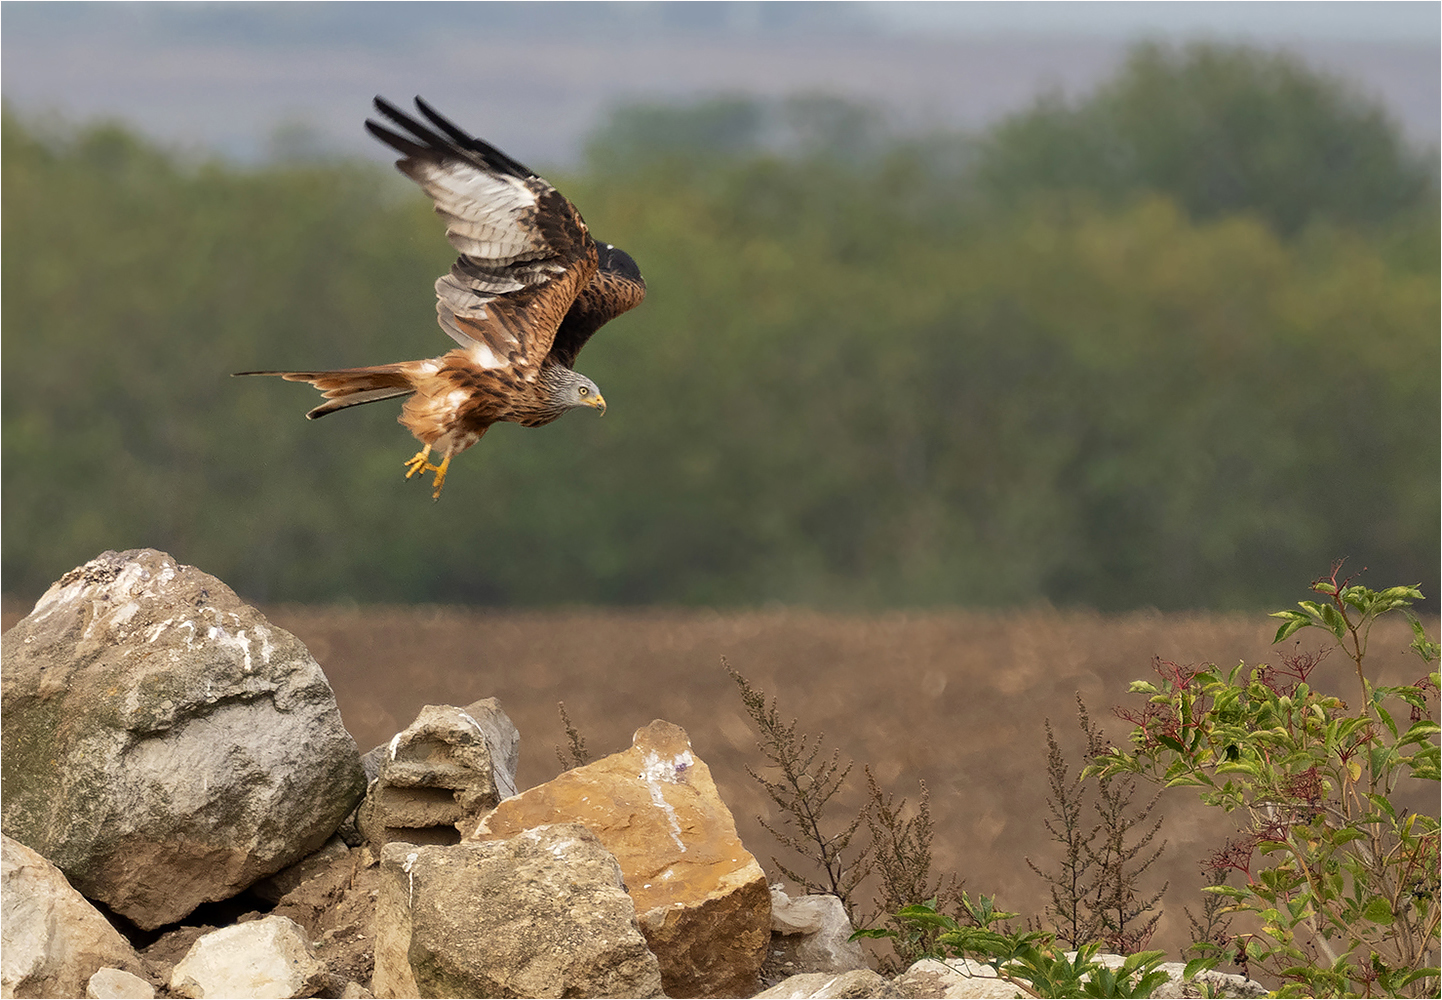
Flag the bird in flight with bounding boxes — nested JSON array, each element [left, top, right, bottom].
[[237, 96, 646, 499]]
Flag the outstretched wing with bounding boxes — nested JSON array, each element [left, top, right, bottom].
[[548, 242, 648, 369], [367, 96, 596, 375]]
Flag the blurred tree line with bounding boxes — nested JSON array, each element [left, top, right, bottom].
[[3, 43, 1437, 610]]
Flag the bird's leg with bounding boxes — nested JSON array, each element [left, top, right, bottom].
[[403, 445, 434, 481], [428, 451, 453, 501]]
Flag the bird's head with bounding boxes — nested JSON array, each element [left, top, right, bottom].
[[542, 365, 607, 416], [567, 373, 607, 415]]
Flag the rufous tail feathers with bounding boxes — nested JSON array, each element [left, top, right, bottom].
[[233, 364, 415, 419]]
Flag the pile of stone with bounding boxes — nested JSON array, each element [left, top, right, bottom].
[[2, 549, 1265, 1000]]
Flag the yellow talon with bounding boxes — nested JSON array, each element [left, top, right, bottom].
[[402, 445, 453, 499], [429, 452, 452, 501], [403, 446, 433, 481]]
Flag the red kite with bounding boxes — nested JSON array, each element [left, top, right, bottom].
[[237, 96, 646, 499]]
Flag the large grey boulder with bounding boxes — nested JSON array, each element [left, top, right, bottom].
[[357, 700, 519, 851], [1, 549, 367, 929], [372, 824, 664, 999], [1, 834, 150, 1000]]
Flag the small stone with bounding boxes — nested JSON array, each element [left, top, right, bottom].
[[754, 968, 900, 999], [891, 957, 1026, 999], [763, 887, 868, 984], [86, 967, 155, 999], [169, 915, 327, 999]]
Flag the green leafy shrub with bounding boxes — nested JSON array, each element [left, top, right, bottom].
[[856, 896, 1171, 998], [1091, 568, 1440, 997]]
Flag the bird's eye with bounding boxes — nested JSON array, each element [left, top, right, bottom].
[[578, 386, 589, 396]]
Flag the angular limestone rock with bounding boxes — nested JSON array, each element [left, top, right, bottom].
[[372, 825, 663, 999], [86, 968, 156, 999], [1, 549, 366, 929], [1, 835, 149, 1000], [358, 700, 519, 850], [169, 915, 327, 1000], [473, 719, 770, 999], [763, 887, 868, 985]]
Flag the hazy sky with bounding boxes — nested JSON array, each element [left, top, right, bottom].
[[3, 2, 1437, 164], [869, 1, 1438, 42]]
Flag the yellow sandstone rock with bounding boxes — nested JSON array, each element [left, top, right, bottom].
[[471, 719, 770, 999]]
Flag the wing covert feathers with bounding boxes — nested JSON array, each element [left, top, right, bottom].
[[549, 244, 648, 368], [367, 96, 596, 371]]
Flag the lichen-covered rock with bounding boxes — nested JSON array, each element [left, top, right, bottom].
[[372, 825, 663, 999], [1, 835, 150, 1000], [763, 887, 868, 985], [472, 719, 770, 999], [357, 700, 518, 851], [1, 549, 366, 929], [169, 915, 327, 999]]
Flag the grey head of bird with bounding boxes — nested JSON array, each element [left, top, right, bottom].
[[543, 365, 607, 415]]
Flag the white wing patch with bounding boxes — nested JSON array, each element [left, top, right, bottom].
[[467, 341, 507, 370], [410, 162, 544, 263]]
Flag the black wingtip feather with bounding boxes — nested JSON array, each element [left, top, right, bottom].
[[368, 94, 536, 181], [364, 119, 429, 160], [413, 95, 535, 179], [371, 97, 455, 156]]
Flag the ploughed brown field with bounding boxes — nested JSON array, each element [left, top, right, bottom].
[[4, 597, 1433, 961]]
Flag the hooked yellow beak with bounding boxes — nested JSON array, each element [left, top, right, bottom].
[[588, 393, 607, 415]]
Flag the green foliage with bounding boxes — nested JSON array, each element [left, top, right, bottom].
[[1091, 575, 1441, 997], [3, 42, 1438, 610], [856, 897, 1172, 998], [976, 42, 1437, 235]]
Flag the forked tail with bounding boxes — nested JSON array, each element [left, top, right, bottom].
[[233, 364, 416, 419]]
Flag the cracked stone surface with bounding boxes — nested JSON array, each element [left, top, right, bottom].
[[1, 549, 366, 929], [472, 719, 770, 999], [357, 700, 519, 851], [1, 834, 150, 1000], [373, 826, 663, 999]]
